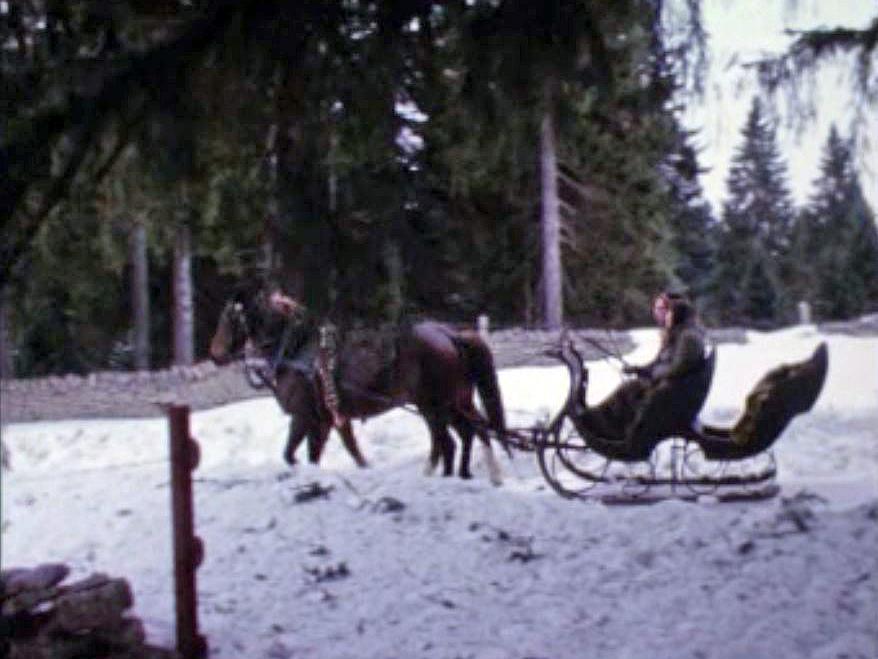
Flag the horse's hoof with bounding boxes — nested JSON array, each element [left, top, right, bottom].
[[284, 454, 298, 467], [459, 472, 473, 480]]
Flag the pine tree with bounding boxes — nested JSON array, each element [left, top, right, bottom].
[[448, 0, 705, 328], [663, 129, 717, 310], [791, 126, 878, 320], [708, 98, 795, 325]]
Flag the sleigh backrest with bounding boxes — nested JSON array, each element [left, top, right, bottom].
[[553, 341, 716, 460], [728, 342, 828, 454], [623, 349, 717, 449]]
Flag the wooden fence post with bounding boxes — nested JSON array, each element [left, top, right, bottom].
[[477, 314, 490, 340], [168, 405, 207, 659], [798, 300, 812, 325]]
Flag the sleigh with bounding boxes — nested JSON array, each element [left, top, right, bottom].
[[528, 340, 828, 503]]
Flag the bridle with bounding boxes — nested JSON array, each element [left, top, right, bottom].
[[218, 300, 275, 389], [219, 301, 250, 355]]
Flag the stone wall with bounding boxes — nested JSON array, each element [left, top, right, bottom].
[[0, 327, 758, 424], [1, 564, 178, 659], [1, 361, 264, 423]]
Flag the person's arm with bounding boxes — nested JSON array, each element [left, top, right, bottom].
[[623, 360, 656, 378], [271, 291, 304, 317], [623, 345, 663, 378]]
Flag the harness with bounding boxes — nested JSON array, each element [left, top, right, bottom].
[[222, 302, 297, 390], [273, 319, 297, 370]]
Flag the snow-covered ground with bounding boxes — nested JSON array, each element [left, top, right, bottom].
[[2, 326, 876, 659]]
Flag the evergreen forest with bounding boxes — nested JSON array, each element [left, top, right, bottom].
[[1, 1, 877, 377]]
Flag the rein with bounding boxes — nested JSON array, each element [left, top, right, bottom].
[[233, 305, 416, 413], [243, 354, 277, 393], [218, 303, 277, 391], [272, 315, 297, 370], [579, 333, 631, 370]]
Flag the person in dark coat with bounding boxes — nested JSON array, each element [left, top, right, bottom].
[[595, 292, 706, 432], [266, 288, 346, 428], [624, 292, 706, 382]]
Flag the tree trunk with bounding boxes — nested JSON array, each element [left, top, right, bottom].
[[264, 121, 280, 280], [172, 223, 194, 366], [383, 237, 404, 323], [130, 221, 151, 370], [328, 130, 339, 215], [540, 107, 563, 330], [272, 68, 308, 300], [0, 287, 13, 379]]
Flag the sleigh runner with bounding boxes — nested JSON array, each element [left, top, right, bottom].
[[520, 340, 829, 503]]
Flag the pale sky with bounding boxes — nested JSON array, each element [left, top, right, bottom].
[[683, 0, 877, 215]]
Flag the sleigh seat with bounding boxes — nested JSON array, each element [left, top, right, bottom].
[[568, 349, 717, 462]]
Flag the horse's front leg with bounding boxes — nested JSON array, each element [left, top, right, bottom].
[[305, 423, 330, 464], [422, 413, 455, 477], [303, 420, 367, 467], [336, 421, 368, 468], [284, 415, 309, 466]]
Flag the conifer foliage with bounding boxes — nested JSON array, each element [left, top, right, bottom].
[[708, 98, 795, 325], [790, 127, 878, 320], [1, 2, 873, 376]]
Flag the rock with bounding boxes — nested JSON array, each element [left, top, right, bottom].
[[2, 584, 61, 616], [53, 576, 133, 632], [1, 566, 175, 659], [90, 616, 146, 648], [1, 564, 70, 598]]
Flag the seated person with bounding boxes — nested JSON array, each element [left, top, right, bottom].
[[599, 292, 706, 434], [625, 292, 706, 382]]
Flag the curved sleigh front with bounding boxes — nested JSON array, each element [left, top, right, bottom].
[[692, 342, 828, 460]]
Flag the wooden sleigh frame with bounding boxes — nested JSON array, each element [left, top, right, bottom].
[[534, 340, 829, 502]]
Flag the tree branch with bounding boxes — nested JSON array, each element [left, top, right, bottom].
[[0, 0, 255, 288]]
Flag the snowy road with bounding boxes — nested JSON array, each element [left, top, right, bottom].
[[2, 327, 876, 658]]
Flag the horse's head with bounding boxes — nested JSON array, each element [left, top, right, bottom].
[[209, 297, 252, 365]]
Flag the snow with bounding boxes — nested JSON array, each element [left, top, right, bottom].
[[684, 0, 878, 216], [2, 328, 877, 658]]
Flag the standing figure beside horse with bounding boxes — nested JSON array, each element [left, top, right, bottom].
[[265, 288, 347, 430], [209, 286, 509, 484]]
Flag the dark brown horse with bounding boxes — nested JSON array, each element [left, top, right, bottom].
[[209, 292, 508, 483]]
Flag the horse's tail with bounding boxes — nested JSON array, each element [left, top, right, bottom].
[[453, 333, 510, 455]]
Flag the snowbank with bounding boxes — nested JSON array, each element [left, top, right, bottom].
[[2, 328, 876, 658]]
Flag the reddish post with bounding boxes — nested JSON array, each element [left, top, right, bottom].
[[169, 404, 207, 659]]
